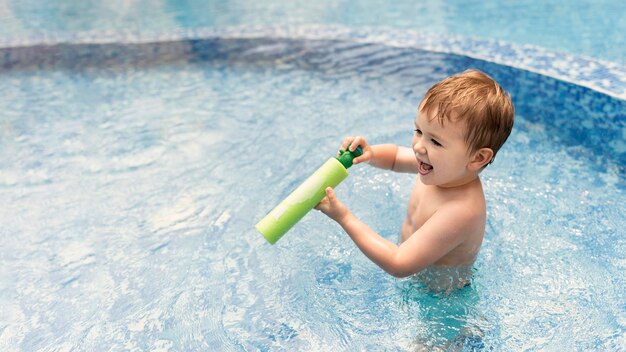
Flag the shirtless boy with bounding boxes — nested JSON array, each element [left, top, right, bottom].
[[316, 69, 514, 291]]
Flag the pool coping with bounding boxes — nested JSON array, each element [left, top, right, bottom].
[[1, 24, 624, 100]]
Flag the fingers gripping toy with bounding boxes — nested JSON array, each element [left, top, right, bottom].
[[255, 146, 362, 244]]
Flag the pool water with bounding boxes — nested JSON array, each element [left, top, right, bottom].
[[0, 38, 624, 350]]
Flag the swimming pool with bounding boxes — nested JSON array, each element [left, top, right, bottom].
[[2, 0, 625, 64], [1, 2, 625, 351]]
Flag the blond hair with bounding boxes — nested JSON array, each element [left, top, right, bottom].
[[419, 69, 514, 163]]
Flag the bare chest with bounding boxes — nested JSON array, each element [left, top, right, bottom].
[[402, 182, 449, 241], [401, 179, 486, 265]]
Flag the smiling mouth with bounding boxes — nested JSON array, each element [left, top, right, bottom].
[[418, 160, 433, 175]]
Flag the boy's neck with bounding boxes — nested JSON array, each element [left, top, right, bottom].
[[436, 173, 481, 190]]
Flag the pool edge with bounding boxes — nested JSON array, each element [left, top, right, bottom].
[[1, 24, 624, 100]]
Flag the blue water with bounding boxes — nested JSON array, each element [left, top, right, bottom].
[[0, 38, 624, 350], [1, 0, 625, 64], [1, 1, 625, 351]]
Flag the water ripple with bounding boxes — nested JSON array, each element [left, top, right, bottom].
[[0, 32, 623, 350]]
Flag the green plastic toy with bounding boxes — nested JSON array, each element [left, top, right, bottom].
[[256, 146, 363, 244]]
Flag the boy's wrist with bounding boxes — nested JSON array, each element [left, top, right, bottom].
[[336, 211, 354, 226]]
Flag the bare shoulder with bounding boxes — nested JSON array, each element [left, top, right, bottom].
[[435, 199, 482, 229], [434, 184, 486, 234], [444, 197, 484, 225]]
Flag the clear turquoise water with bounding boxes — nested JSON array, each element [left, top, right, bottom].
[[0, 1, 625, 351], [0, 39, 624, 350], [1, 0, 625, 64]]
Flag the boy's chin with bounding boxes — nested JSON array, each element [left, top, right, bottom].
[[419, 173, 457, 187], [418, 173, 437, 185]]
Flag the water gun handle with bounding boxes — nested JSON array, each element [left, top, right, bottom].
[[255, 146, 362, 244]]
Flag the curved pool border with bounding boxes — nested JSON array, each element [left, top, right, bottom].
[[1, 25, 625, 100]]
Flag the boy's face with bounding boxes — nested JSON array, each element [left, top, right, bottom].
[[412, 109, 475, 187]]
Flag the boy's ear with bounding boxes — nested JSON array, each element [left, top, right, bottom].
[[468, 147, 494, 171]]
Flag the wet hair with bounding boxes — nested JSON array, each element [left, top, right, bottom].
[[419, 69, 515, 164]]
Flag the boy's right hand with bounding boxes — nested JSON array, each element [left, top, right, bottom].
[[339, 136, 372, 165]]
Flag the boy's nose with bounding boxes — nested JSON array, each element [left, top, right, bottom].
[[413, 141, 426, 155]]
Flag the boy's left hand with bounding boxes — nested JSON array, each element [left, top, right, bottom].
[[315, 187, 350, 223]]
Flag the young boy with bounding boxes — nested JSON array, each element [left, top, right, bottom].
[[316, 69, 514, 291]]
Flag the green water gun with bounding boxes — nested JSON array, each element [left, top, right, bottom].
[[255, 146, 363, 244]]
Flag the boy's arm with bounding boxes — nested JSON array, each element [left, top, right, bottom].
[[340, 137, 417, 173], [318, 188, 474, 277], [368, 144, 418, 173]]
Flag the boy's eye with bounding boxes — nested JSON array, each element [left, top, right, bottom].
[[431, 138, 443, 147], [414, 128, 422, 135]]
